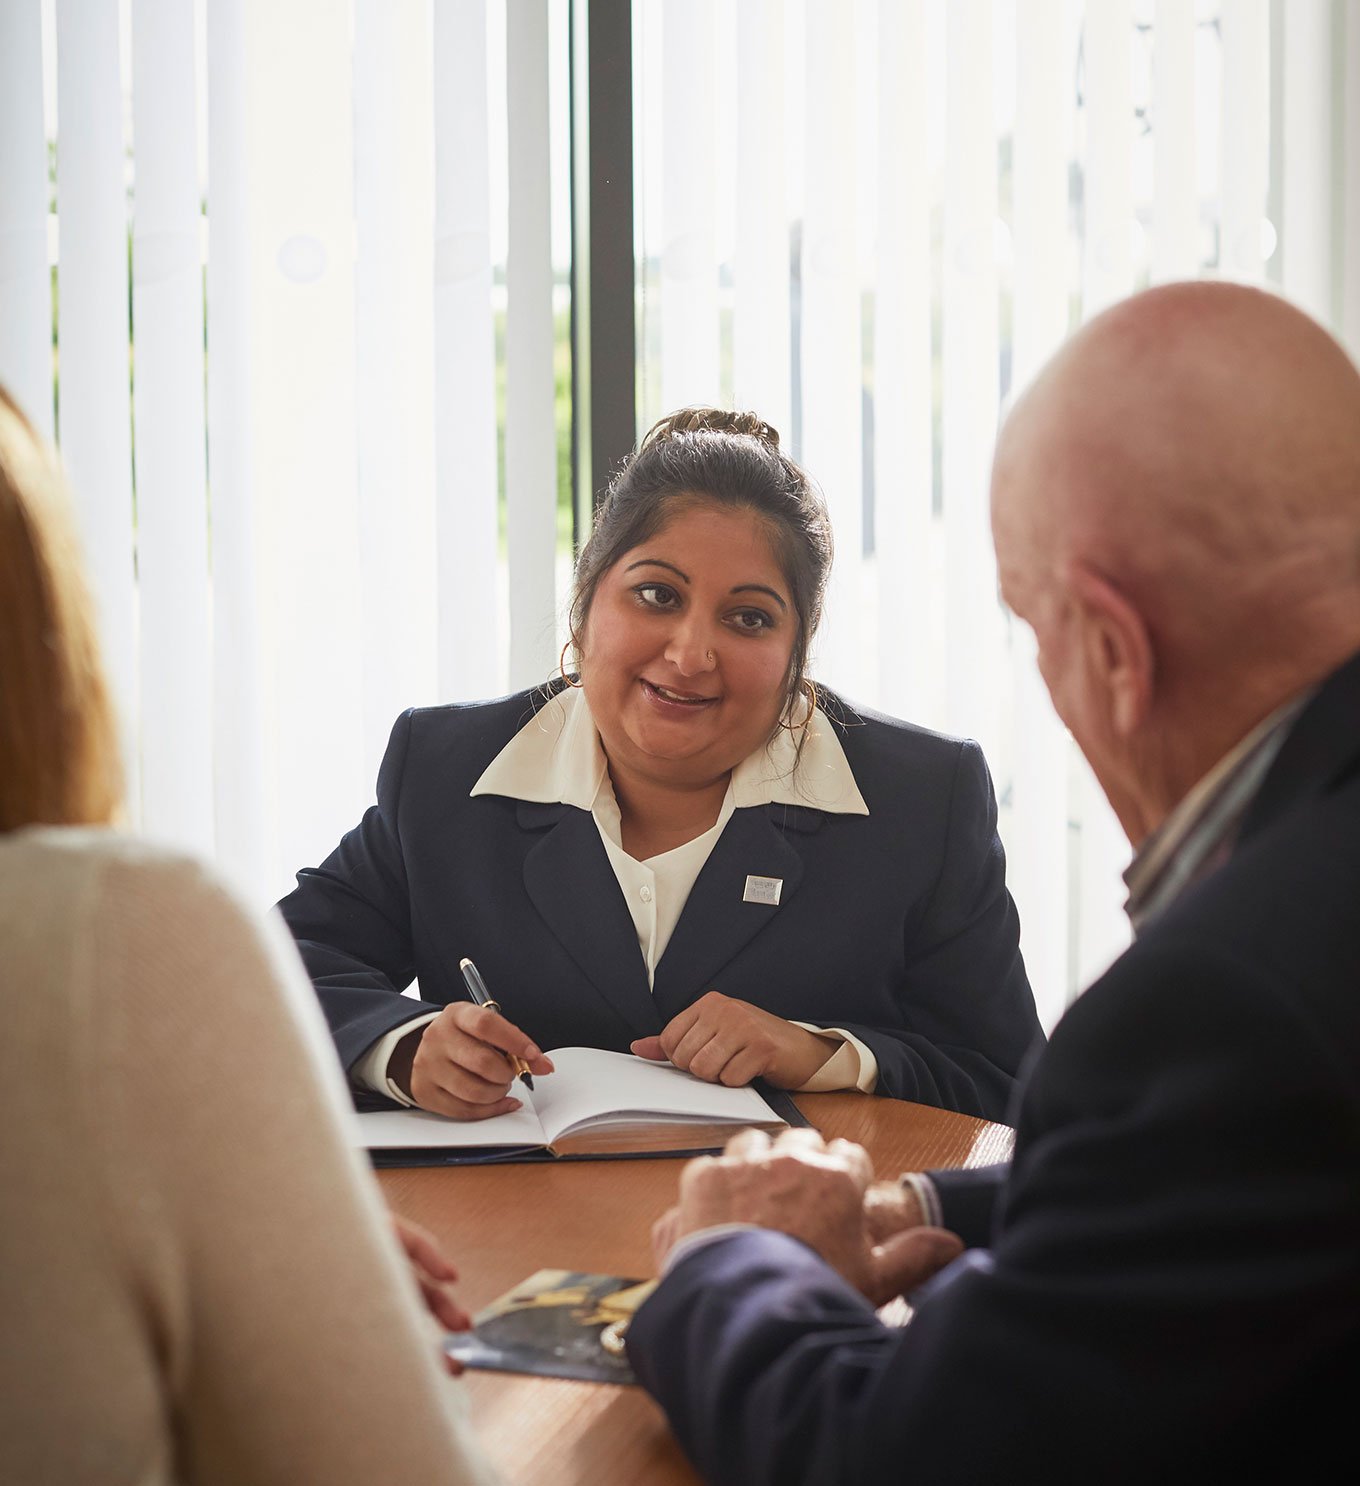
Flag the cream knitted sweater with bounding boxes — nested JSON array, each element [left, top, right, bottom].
[[0, 828, 497, 1486]]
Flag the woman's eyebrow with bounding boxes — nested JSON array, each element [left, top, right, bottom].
[[624, 558, 690, 582], [732, 584, 788, 611]]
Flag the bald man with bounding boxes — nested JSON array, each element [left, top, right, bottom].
[[625, 283, 1360, 1485]]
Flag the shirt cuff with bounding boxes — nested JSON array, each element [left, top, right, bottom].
[[661, 1224, 762, 1274], [899, 1171, 943, 1228], [351, 1012, 442, 1108], [788, 1023, 880, 1093]]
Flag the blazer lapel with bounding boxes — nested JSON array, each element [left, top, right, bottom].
[[652, 804, 820, 1016], [518, 801, 661, 1038]]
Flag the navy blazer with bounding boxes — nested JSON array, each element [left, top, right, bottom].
[[278, 687, 1040, 1121], [627, 650, 1360, 1484]]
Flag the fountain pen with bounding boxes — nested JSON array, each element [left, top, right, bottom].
[[458, 957, 535, 1091]]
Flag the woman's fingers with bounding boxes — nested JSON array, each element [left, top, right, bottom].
[[410, 999, 555, 1118], [418, 1275, 473, 1334], [444, 1002, 555, 1074], [418, 1074, 523, 1121], [649, 993, 830, 1088], [392, 1213, 460, 1282], [389, 1214, 474, 1375]]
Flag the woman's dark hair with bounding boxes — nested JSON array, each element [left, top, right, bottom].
[[565, 407, 834, 730]]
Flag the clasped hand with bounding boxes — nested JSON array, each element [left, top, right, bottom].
[[630, 990, 836, 1089], [651, 1129, 963, 1308]]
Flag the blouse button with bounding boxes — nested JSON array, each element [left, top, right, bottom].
[[640, 884, 653, 903]]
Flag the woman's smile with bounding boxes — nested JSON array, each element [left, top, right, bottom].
[[640, 678, 720, 711]]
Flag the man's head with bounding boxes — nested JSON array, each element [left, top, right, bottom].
[[992, 282, 1360, 845]]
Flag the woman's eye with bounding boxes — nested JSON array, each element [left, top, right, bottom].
[[729, 609, 773, 632], [635, 583, 679, 609]]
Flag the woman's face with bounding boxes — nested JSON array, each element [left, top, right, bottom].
[[579, 499, 798, 794]]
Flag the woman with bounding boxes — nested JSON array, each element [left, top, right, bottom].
[[0, 388, 494, 1485], [284, 409, 1040, 1124]]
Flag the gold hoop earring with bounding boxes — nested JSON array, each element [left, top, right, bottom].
[[560, 639, 583, 688], [778, 677, 816, 733]]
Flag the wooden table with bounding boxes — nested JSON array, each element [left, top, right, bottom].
[[379, 1094, 1013, 1486]]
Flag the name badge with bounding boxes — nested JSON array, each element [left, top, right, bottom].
[[743, 874, 783, 906]]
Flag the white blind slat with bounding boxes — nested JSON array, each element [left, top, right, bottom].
[[1012, 0, 1071, 390], [1150, 0, 1197, 284], [941, 0, 999, 749], [504, 0, 558, 690], [55, 0, 139, 810], [131, 0, 213, 854], [871, 0, 931, 721], [354, 0, 438, 784], [1219, 0, 1270, 284], [800, 0, 863, 697], [1280, 0, 1333, 323], [205, 0, 271, 896], [0, 0, 54, 440], [1010, 0, 1075, 1023], [1073, 0, 1136, 984], [434, 0, 500, 701], [733, 0, 790, 435], [660, 0, 720, 411], [1344, 0, 1360, 362], [1082, 0, 1135, 315], [242, 0, 364, 894]]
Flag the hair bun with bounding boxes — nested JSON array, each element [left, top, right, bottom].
[[640, 406, 782, 453]]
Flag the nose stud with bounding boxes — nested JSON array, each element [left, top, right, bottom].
[[706, 649, 715, 663]]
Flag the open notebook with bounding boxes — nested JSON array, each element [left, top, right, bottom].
[[353, 1046, 802, 1165]]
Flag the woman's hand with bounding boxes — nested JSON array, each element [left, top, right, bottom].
[[630, 990, 835, 1089], [390, 1002, 555, 1120], [390, 1214, 472, 1375]]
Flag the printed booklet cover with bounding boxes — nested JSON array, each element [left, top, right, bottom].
[[444, 1269, 659, 1385]]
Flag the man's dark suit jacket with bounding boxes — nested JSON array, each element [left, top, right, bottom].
[[277, 688, 1039, 1121], [627, 649, 1360, 1484]]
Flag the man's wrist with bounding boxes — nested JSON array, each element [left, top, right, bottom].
[[663, 1223, 762, 1274]]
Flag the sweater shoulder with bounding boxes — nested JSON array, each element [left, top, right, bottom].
[[0, 828, 227, 948]]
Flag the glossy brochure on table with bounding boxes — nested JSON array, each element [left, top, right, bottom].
[[444, 1269, 658, 1384]]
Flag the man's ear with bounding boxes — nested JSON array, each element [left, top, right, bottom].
[[1065, 562, 1154, 737]]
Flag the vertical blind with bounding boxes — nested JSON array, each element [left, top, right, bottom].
[[632, 0, 1360, 1025], [4, 0, 1360, 1027]]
